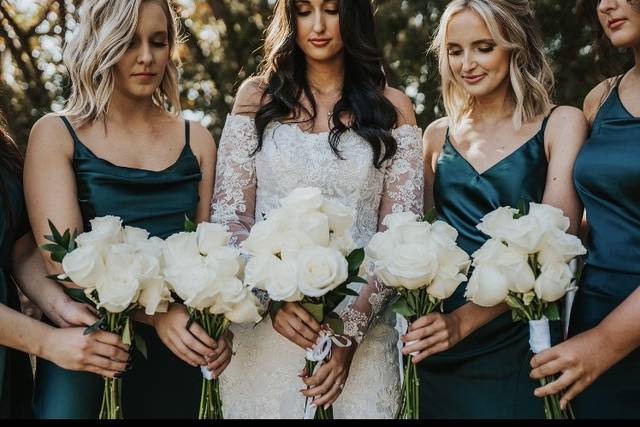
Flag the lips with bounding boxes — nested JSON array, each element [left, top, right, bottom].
[[462, 74, 486, 84], [608, 18, 626, 30], [309, 39, 331, 48]]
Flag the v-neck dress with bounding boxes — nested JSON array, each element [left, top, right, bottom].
[[418, 111, 563, 419], [570, 80, 640, 419], [33, 116, 203, 419]]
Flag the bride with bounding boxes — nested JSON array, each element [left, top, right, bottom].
[[211, 0, 423, 418]]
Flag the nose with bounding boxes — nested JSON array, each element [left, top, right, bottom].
[[137, 42, 153, 66], [461, 51, 477, 73], [597, 0, 617, 14], [312, 10, 326, 34]]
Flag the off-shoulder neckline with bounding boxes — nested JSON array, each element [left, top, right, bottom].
[[225, 113, 421, 137]]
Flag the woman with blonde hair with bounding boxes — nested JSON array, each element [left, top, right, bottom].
[[407, 0, 587, 418], [530, 0, 640, 418], [25, 0, 226, 418]]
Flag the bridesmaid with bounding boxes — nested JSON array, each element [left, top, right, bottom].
[[1, 111, 128, 418], [405, 0, 587, 418], [530, 0, 640, 418], [24, 0, 227, 418]]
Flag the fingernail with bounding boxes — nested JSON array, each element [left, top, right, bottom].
[[324, 404, 330, 410], [310, 404, 316, 409]]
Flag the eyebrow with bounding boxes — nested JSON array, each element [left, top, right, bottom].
[[294, 0, 337, 4], [446, 39, 495, 46]]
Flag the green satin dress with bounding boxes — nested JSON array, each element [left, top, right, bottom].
[[0, 171, 33, 419], [33, 116, 203, 419], [418, 111, 563, 419], [570, 80, 640, 419]]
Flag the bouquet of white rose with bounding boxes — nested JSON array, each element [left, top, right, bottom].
[[365, 211, 471, 420], [42, 215, 171, 419], [241, 187, 366, 420], [464, 202, 586, 419], [163, 219, 264, 419]]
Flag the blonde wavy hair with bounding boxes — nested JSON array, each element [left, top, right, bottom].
[[431, 0, 554, 130], [61, 0, 182, 127]]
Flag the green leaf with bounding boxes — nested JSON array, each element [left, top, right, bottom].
[[43, 234, 58, 244], [347, 276, 368, 285], [505, 295, 524, 311], [391, 296, 416, 318], [334, 286, 360, 297], [46, 273, 73, 283], [48, 219, 63, 244], [301, 302, 325, 323], [122, 317, 132, 345], [511, 310, 525, 323], [422, 207, 439, 224], [544, 303, 561, 321], [325, 313, 344, 335], [83, 316, 106, 335], [64, 287, 95, 306], [68, 229, 79, 252], [346, 248, 365, 275], [184, 214, 197, 232], [134, 333, 148, 359], [268, 300, 285, 318], [61, 229, 71, 251], [40, 243, 62, 254]]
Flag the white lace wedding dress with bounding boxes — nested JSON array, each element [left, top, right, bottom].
[[211, 114, 424, 419]]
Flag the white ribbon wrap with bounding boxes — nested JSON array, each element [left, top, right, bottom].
[[303, 330, 352, 419], [201, 365, 213, 380], [397, 316, 420, 388], [529, 317, 551, 354]]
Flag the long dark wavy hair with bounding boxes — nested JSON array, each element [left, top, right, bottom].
[[0, 111, 24, 231], [251, 0, 399, 168], [587, 0, 639, 99]]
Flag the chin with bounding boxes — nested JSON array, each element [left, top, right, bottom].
[[303, 47, 343, 63], [609, 32, 640, 48]]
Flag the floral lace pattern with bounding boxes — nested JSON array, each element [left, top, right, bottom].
[[211, 114, 424, 418]]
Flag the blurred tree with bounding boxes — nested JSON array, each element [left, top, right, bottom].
[[0, 0, 634, 147]]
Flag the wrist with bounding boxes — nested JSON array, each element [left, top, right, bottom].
[[448, 309, 466, 340], [34, 323, 57, 360]]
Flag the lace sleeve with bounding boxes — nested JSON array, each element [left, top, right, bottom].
[[339, 125, 425, 343], [211, 114, 258, 248]]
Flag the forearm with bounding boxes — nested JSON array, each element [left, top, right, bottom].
[[0, 303, 52, 357], [592, 286, 640, 361], [453, 302, 510, 340]]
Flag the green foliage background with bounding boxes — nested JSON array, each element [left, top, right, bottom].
[[0, 0, 634, 146]]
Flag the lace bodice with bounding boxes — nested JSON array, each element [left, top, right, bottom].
[[211, 114, 424, 342]]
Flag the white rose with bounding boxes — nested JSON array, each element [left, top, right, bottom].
[[280, 187, 323, 213], [502, 215, 547, 254], [365, 231, 396, 263], [430, 221, 459, 243], [528, 203, 570, 232], [102, 244, 139, 277], [138, 277, 172, 315], [225, 291, 264, 324], [381, 211, 420, 230], [296, 247, 349, 297], [476, 207, 517, 239], [244, 254, 279, 290], [437, 244, 471, 275], [289, 211, 330, 247], [96, 270, 140, 313], [62, 246, 105, 289], [90, 216, 123, 239], [241, 219, 283, 256], [537, 228, 586, 266], [376, 243, 438, 290], [196, 222, 231, 255], [472, 239, 534, 293], [166, 264, 218, 310], [321, 198, 355, 234], [428, 264, 466, 300], [163, 232, 201, 268], [205, 246, 242, 278], [210, 277, 247, 314], [134, 253, 161, 280], [394, 221, 432, 244], [264, 258, 303, 302], [464, 264, 510, 307], [278, 229, 315, 259], [534, 262, 574, 302], [329, 232, 357, 257], [122, 226, 150, 247]]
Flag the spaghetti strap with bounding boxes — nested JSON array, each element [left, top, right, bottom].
[[59, 116, 80, 142], [184, 120, 191, 147], [541, 105, 560, 133]]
